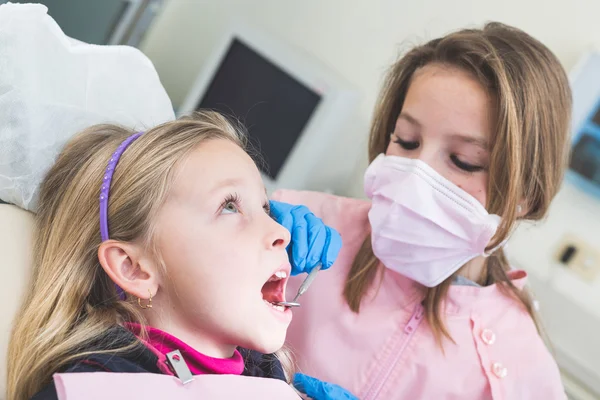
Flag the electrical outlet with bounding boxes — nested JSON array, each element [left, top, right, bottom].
[[555, 233, 600, 282]]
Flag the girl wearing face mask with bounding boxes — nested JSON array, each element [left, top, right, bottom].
[[271, 22, 571, 399]]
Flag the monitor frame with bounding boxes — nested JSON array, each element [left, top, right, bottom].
[[177, 22, 358, 193]]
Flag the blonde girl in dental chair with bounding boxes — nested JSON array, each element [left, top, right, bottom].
[[273, 22, 572, 399], [7, 111, 308, 400]]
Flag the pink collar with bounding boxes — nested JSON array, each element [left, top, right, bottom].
[[125, 323, 244, 376]]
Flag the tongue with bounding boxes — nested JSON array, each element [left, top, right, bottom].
[[261, 280, 282, 304]]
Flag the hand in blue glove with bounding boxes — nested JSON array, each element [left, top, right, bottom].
[[269, 200, 342, 276], [294, 373, 358, 400]]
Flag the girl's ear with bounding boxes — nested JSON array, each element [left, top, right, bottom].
[[517, 200, 529, 218], [98, 240, 159, 300]]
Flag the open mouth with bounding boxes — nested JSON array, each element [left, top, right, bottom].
[[261, 270, 289, 312]]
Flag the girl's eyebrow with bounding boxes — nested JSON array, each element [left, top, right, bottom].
[[398, 112, 421, 128], [448, 133, 489, 150], [208, 177, 245, 194]]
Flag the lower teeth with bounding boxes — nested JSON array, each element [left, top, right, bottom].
[[263, 299, 285, 312]]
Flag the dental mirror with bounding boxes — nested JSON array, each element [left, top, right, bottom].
[[276, 264, 322, 308]]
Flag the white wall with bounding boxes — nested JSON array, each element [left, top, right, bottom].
[[508, 185, 600, 394], [142, 0, 600, 394], [142, 0, 600, 197]]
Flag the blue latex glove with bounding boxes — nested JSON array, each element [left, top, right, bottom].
[[294, 373, 359, 400], [270, 200, 342, 276]]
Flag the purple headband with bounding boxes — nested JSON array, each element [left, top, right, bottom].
[[99, 132, 143, 299]]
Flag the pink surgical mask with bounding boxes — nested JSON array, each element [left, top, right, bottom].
[[364, 154, 502, 287]]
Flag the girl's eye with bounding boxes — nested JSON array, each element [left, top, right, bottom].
[[221, 201, 239, 214], [220, 193, 242, 215], [394, 137, 420, 151], [450, 154, 484, 173]]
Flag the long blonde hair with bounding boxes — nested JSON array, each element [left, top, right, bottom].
[[344, 22, 572, 343], [7, 111, 293, 400]]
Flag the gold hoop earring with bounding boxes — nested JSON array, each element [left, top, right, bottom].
[[138, 289, 153, 309]]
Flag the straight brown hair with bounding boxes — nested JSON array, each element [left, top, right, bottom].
[[344, 22, 572, 344]]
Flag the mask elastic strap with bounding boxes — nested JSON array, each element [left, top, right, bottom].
[[483, 238, 509, 257]]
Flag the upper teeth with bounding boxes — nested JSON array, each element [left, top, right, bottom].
[[267, 270, 288, 282], [275, 271, 287, 279]]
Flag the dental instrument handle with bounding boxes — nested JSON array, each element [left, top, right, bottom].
[[292, 264, 322, 302]]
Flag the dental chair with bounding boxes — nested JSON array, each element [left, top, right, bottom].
[[0, 203, 35, 397], [0, 4, 176, 396]]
